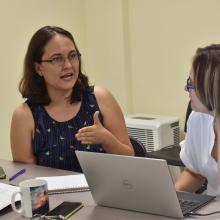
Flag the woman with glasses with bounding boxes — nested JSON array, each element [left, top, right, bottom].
[[175, 44, 220, 196], [10, 26, 134, 172]]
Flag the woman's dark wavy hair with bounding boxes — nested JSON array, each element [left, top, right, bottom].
[[19, 26, 89, 105]]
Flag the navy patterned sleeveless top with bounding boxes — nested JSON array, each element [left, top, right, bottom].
[[26, 86, 105, 172]]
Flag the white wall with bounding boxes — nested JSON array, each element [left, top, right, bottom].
[[128, 0, 220, 129], [84, 0, 131, 112]]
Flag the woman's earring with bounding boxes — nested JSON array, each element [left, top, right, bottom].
[[38, 72, 43, 77]]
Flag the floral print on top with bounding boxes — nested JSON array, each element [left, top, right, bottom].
[[26, 86, 105, 172]]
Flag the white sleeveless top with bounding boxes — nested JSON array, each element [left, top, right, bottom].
[[180, 111, 220, 196]]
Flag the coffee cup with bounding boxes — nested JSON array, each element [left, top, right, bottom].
[[11, 179, 49, 217]]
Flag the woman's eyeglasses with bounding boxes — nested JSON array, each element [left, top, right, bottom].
[[40, 52, 81, 67], [186, 77, 194, 92]]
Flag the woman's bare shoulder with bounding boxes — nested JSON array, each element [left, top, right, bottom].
[[93, 85, 123, 117], [94, 85, 113, 100], [12, 102, 33, 123]]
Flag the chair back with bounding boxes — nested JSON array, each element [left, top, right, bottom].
[[129, 136, 147, 157]]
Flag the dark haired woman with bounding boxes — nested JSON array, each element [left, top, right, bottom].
[[10, 26, 134, 172]]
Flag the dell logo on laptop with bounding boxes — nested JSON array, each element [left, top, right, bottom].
[[122, 179, 133, 189]]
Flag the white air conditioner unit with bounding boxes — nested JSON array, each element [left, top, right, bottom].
[[125, 114, 180, 152]]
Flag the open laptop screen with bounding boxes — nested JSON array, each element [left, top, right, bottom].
[[76, 151, 215, 218]]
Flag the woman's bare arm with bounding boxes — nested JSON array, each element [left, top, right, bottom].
[[10, 103, 36, 164], [76, 86, 134, 156], [175, 168, 206, 192]]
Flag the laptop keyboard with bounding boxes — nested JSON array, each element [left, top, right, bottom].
[[179, 199, 200, 213]]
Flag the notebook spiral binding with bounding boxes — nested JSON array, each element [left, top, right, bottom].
[[48, 187, 90, 195]]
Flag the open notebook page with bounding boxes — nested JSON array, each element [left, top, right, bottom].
[[0, 183, 20, 210], [36, 174, 89, 194]]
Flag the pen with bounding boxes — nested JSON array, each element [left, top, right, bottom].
[[9, 168, 26, 181]]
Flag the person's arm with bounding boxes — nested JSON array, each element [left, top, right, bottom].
[[75, 86, 134, 156], [10, 103, 36, 164], [175, 168, 206, 192]]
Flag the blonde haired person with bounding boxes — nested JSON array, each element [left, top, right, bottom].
[[11, 26, 134, 172], [175, 44, 220, 196]]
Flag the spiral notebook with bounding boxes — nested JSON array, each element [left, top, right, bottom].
[[37, 174, 89, 194]]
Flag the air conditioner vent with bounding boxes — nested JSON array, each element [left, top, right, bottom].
[[170, 121, 179, 128], [125, 114, 180, 151], [173, 127, 180, 146], [127, 127, 158, 152]]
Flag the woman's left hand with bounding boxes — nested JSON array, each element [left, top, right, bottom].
[[75, 111, 109, 145]]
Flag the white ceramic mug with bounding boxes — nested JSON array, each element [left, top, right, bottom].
[[11, 179, 49, 218]]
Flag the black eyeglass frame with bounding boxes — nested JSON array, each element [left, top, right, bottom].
[[186, 77, 194, 92], [39, 52, 81, 65]]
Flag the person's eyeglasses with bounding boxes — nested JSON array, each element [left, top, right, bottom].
[[186, 77, 194, 92], [40, 52, 81, 67]]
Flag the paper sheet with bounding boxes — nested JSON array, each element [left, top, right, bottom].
[[0, 183, 20, 210]]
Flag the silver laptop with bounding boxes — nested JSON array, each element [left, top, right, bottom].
[[76, 151, 215, 219]]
